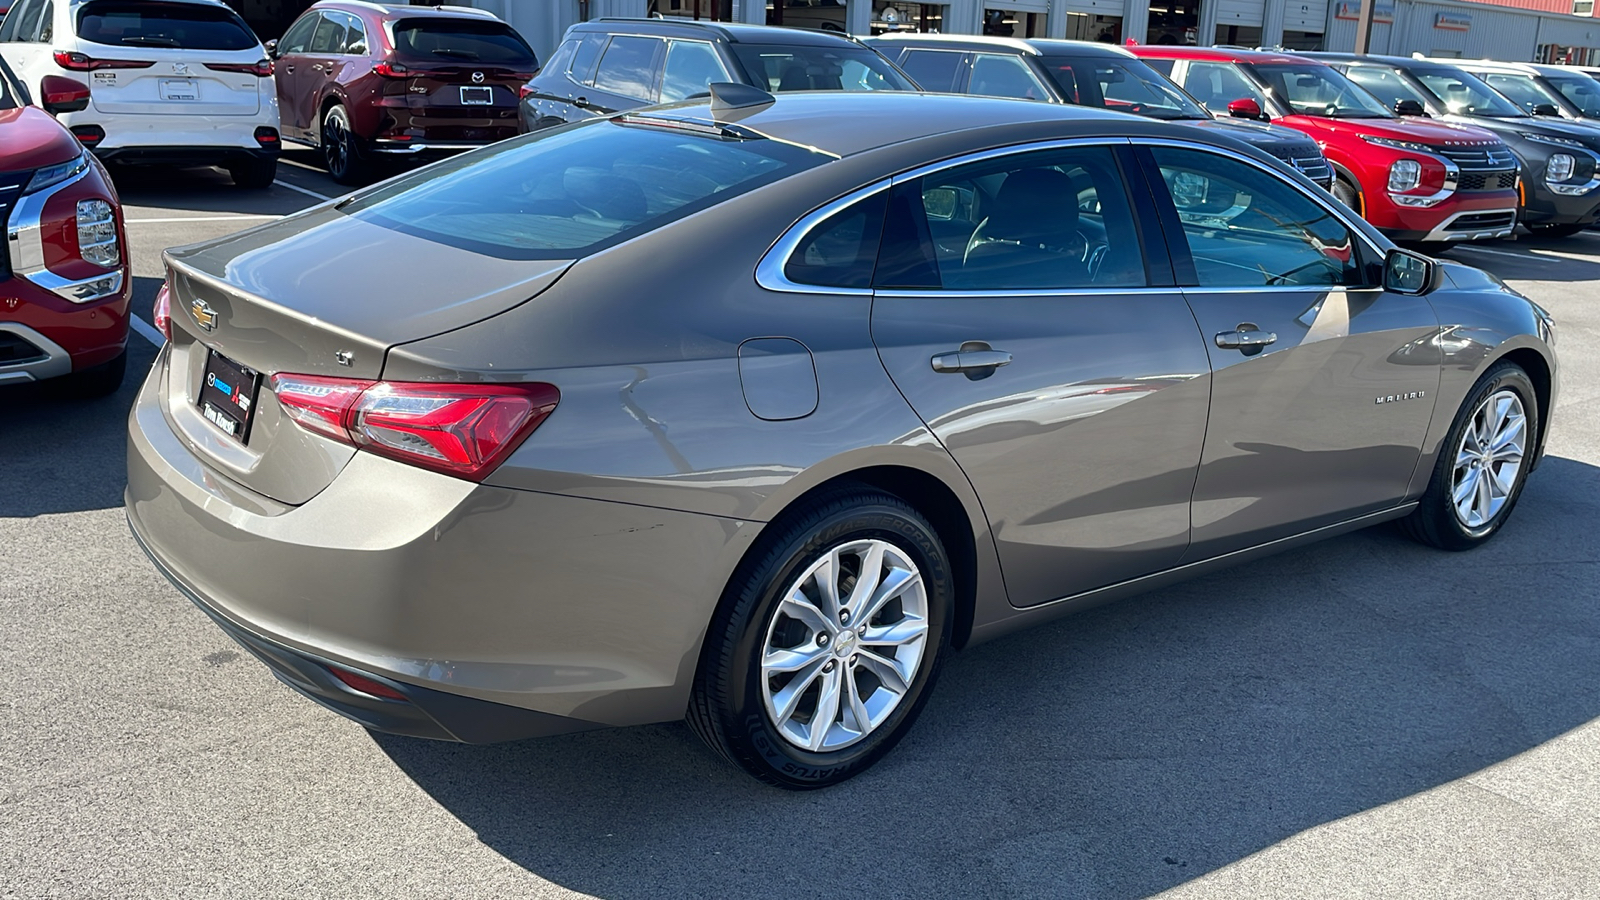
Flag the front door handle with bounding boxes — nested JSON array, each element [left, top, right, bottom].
[[1215, 326, 1277, 355], [573, 96, 590, 109], [931, 341, 1013, 374], [283, 64, 295, 73]]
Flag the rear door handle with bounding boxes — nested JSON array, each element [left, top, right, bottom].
[[1215, 327, 1277, 354], [931, 341, 1013, 374], [283, 64, 294, 73]]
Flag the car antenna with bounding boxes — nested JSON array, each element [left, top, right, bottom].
[[709, 82, 775, 119]]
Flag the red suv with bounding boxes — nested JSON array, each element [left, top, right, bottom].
[[0, 57, 130, 398], [268, 2, 538, 184], [1131, 47, 1521, 243]]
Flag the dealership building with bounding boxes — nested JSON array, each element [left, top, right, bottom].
[[227, 0, 1600, 69]]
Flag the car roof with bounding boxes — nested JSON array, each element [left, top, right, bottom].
[[311, 1, 498, 20], [1441, 58, 1539, 73], [1305, 52, 1469, 70], [867, 34, 1137, 60], [636, 90, 1167, 158], [1131, 45, 1323, 66], [575, 18, 865, 47]]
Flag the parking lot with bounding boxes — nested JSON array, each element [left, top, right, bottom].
[[3, 152, 1600, 899]]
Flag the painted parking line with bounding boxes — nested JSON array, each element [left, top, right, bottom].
[[124, 214, 283, 224], [272, 179, 334, 202], [1447, 245, 1537, 261], [129, 314, 164, 347]]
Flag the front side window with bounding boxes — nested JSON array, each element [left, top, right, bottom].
[[277, 13, 316, 55], [967, 53, 1049, 100], [1151, 146, 1364, 288], [1479, 72, 1556, 114], [897, 48, 965, 92], [660, 40, 729, 102], [1249, 63, 1394, 118], [1041, 56, 1207, 119], [339, 119, 829, 260], [876, 145, 1145, 291], [76, 0, 257, 50], [731, 44, 915, 93], [592, 35, 662, 100], [1343, 66, 1431, 114], [392, 17, 537, 66], [1183, 61, 1268, 115], [1547, 74, 1600, 116], [1413, 68, 1524, 117]]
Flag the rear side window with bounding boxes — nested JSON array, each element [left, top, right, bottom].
[[968, 53, 1048, 100], [897, 49, 965, 92], [339, 120, 829, 260], [592, 35, 662, 100], [877, 145, 1146, 290], [76, 0, 257, 51], [392, 17, 536, 66], [732, 44, 915, 93], [308, 13, 345, 54], [568, 33, 606, 84], [784, 191, 887, 289]]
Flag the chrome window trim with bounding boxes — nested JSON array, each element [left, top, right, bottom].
[[874, 286, 1179, 299], [887, 136, 1131, 186], [754, 181, 888, 296]]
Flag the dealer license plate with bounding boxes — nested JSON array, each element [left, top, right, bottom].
[[160, 78, 199, 101], [460, 86, 493, 105], [197, 348, 261, 443]]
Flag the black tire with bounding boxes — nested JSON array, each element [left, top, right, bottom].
[[1400, 361, 1539, 551], [227, 157, 277, 189], [688, 486, 953, 789], [1332, 175, 1362, 215], [1527, 222, 1585, 238], [52, 349, 126, 400], [321, 104, 369, 185]]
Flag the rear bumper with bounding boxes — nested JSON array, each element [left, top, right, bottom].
[[92, 146, 278, 167], [125, 348, 744, 739]]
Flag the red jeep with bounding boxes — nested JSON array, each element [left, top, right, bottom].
[[1131, 47, 1521, 243], [0, 57, 130, 398]]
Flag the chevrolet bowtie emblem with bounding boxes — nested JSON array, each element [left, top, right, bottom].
[[190, 299, 218, 332]]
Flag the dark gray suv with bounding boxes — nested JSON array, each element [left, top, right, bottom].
[[518, 18, 915, 133]]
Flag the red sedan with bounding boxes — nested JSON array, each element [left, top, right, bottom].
[[0, 55, 130, 397]]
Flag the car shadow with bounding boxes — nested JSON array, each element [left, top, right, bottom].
[[1438, 233, 1600, 283], [0, 276, 162, 517], [375, 454, 1600, 899]]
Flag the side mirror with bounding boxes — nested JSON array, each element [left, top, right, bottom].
[[39, 75, 90, 114], [1384, 248, 1437, 295], [264, 39, 279, 59], [1226, 97, 1263, 120], [1394, 99, 1427, 116], [1533, 102, 1561, 117]]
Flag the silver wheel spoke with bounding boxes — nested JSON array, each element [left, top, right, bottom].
[[861, 615, 927, 647], [778, 593, 834, 638], [856, 649, 912, 695], [844, 541, 885, 615], [856, 567, 920, 628], [845, 671, 872, 733], [762, 643, 828, 674], [770, 659, 826, 727], [812, 549, 842, 621], [808, 665, 843, 751], [1453, 468, 1480, 508]]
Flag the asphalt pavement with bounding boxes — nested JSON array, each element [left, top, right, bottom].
[[3, 155, 1599, 899]]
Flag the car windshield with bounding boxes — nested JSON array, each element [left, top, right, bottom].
[[1249, 63, 1394, 118], [1546, 74, 1600, 117], [76, 0, 257, 51], [339, 119, 830, 259], [0, 55, 16, 110], [1413, 67, 1525, 117], [392, 18, 537, 65], [731, 44, 916, 92], [1040, 56, 1208, 119]]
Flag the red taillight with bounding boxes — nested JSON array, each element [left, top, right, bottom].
[[268, 374, 559, 480], [54, 51, 154, 71], [152, 282, 172, 341], [204, 59, 273, 77], [253, 126, 279, 146], [373, 61, 410, 78], [328, 667, 408, 701], [519, 84, 535, 100], [70, 124, 105, 146]]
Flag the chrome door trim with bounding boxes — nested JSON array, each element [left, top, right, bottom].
[[887, 136, 1132, 187], [753, 181, 888, 296], [874, 286, 1179, 299]]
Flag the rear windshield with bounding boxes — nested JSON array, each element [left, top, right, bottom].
[[339, 119, 829, 259], [76, 1, 257, 51], [392, 18, 536, 65], [732, 44, 915, 93]]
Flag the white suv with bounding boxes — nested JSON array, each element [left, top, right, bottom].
[[0, 0, 280, 187]]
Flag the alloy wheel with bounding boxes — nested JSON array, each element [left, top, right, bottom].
[[759, 539, 929, 753], [324, 112, 348, 176], [1451, 388, 1526, 529]]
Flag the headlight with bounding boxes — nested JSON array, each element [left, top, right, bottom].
[[1389, 158, 1423, 192], [76, 199, 120, 268], [1364, 135, 1434, 153], [23, 152, 90, 194], [1547, 152, 1576, 183]]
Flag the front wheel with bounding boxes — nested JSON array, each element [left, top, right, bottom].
[[689, 488, 952, 789], [1400, 361, 1539, 550], [1331, 175, 1363, 216]]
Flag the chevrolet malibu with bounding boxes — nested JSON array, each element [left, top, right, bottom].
[[127, 88, 1557, 789]]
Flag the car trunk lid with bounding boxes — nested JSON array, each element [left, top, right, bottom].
[[159, 207, 572, 505], [75, 0, 266, 116]]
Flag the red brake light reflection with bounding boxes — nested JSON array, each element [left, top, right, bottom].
[[152, 282, 173, 341]]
